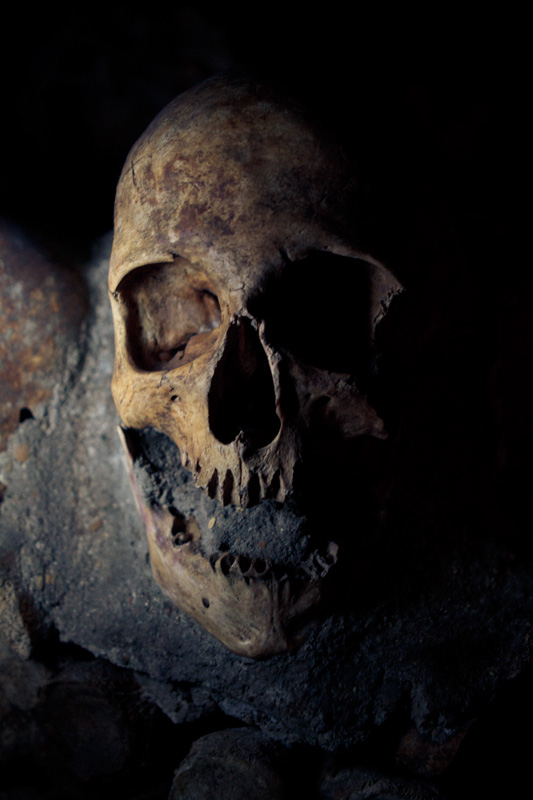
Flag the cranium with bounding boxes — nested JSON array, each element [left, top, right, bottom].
[[109, 75, 401, 657]]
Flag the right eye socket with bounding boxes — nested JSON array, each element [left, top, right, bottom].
[[116, 261, 221, 371]]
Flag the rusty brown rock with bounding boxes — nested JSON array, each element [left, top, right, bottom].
[[0, 222, 87, 451]]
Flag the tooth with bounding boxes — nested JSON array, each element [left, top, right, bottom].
[[180, 448, 189, 468], [229, 556, 244, 575], [218, 553, 236, 576], [327, 542, 339, 563], [266, 469, 280, 500], [259, 472, 269, 499], [299, 564, 315, 580], [313, 553, 331, 576]]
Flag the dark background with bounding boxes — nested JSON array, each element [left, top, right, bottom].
[[1, 7, 520, 268]]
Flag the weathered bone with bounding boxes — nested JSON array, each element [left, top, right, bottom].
[[109, 74, 402, 656]]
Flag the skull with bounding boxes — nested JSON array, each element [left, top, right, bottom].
[[109, 75, 402, 657]]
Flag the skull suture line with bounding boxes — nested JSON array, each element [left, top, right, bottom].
[[109, 75, 402, 658]]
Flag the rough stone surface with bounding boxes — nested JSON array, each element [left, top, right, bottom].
[[0, 633, 49, 767], [318, 762, 442, 799], [0, 232, 532, 762], [0, 221, 87, 452], [131, 427, 312, 567], [169, 728, 289, 800]]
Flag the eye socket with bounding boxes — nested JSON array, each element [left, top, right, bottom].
[[248, 251, 375, 374], [117, 261, 221, 371]]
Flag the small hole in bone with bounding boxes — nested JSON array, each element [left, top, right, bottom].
[[254, 559, 267, 575], [202, 597, 210, 609], [19, 407, 34, 423], [169, 508, 187, 533], [173, 531, 193, 546]]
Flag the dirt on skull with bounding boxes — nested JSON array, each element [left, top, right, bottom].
[[109, 74, 402, 657]]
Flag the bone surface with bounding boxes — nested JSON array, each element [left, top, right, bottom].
[[109, 74, 402, 655]]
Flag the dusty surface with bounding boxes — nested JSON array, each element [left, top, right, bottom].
[[131, 427, 311, 567]]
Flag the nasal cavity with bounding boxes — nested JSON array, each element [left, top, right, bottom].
[[208, 317, 281, 449]]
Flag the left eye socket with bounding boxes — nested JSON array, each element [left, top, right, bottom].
[[248, 251, 375, 375], [116, 261, 221, 371]]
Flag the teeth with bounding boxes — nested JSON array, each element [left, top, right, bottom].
[[194, 465, 292, 508], [259, 472, 269, 496], [313, 553, 331, 576], [219, 553, 236, 576], [278, 473, 288, 503], [300, 543, 339, 580], [167, 513, 336, 586], [219, 553, 272, 581], [229, 555, 247, 576]]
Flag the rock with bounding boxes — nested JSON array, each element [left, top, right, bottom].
[[318, 761, 442, 800], [0, 220, 87, 452], [169, 728, 288, 800]]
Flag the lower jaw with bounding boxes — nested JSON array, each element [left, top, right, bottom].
[[118, 426, 338, 658]]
